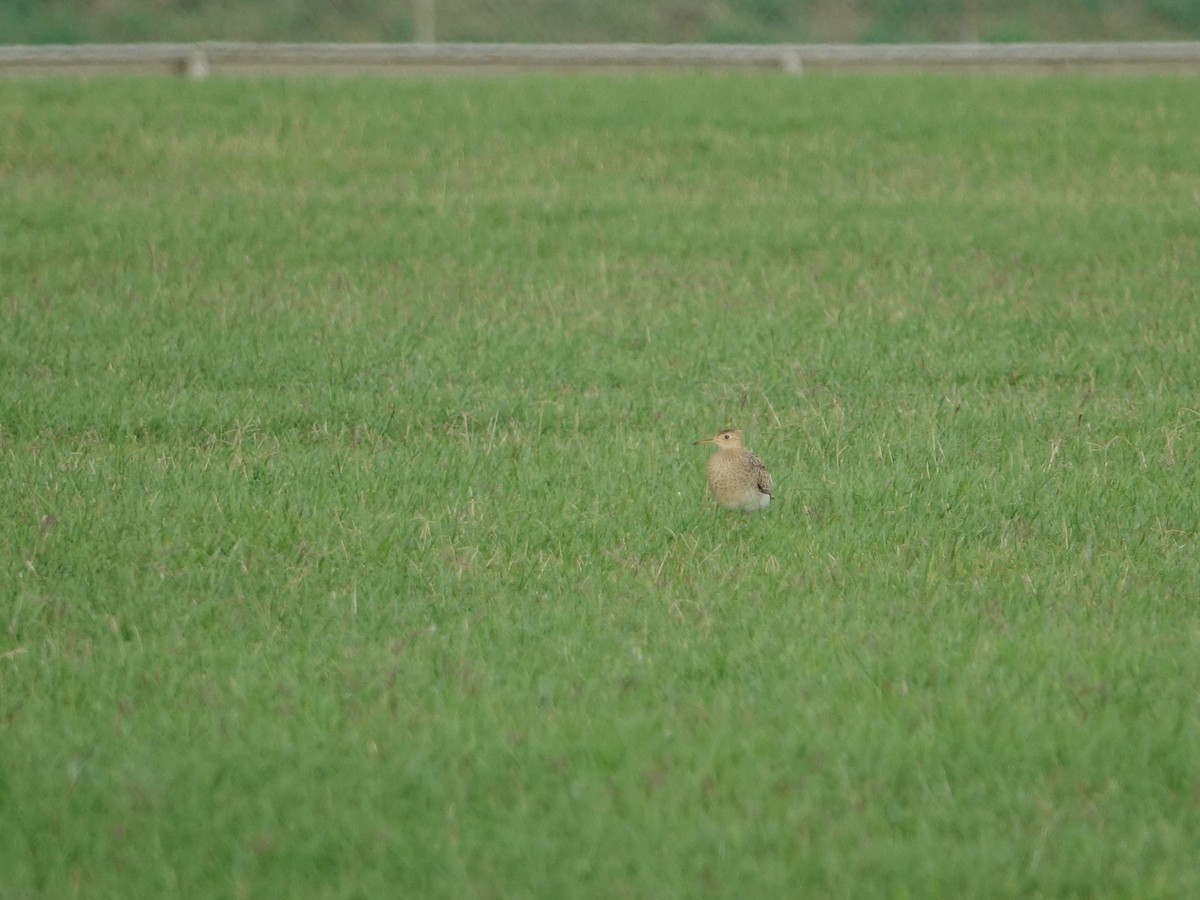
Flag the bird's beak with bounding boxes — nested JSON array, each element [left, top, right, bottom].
[[694, 438, 714, 446]]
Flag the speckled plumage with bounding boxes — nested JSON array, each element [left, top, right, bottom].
[[694, 429, 773, 512]]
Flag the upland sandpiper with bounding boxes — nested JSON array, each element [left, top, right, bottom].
[[694, 428, 773, 512]]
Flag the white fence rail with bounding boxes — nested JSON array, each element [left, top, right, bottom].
[[2, 42, 1200, 77]]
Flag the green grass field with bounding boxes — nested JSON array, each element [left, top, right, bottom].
[[2, 72, 1199, 898]]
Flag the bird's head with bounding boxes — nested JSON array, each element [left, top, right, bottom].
[[694, 428, 745, 449]]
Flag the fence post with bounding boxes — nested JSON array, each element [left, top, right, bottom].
[[780, 47, 803, 75], [184, 46, 210, 79]]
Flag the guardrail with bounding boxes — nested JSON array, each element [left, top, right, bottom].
[[2, 42, 1199, 77]]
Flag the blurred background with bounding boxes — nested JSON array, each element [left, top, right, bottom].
[[3, 0, 1198, 45]]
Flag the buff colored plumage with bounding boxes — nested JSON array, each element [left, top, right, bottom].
[[693, 429, 773, 512]]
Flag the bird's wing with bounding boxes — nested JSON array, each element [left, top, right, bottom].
[[748, 453, 773, 497]]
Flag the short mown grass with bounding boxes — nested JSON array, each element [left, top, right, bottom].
[[2, 73, 1199, 898]]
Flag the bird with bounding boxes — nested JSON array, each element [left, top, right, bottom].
[[693, 428, 773, 512]]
